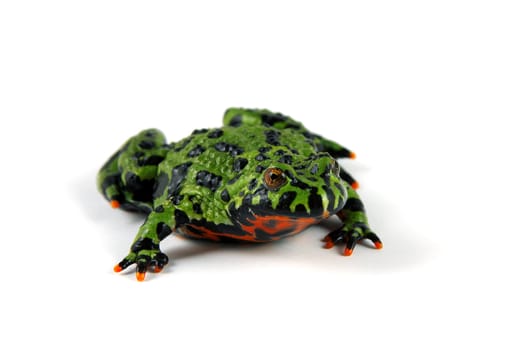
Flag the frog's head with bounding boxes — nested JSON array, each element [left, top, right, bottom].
[[228, 152, 348, 240]]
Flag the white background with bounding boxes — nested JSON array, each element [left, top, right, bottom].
[[1, 1, 522, 349]]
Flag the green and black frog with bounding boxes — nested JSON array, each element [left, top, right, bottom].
[[97, 108, 382, 281]]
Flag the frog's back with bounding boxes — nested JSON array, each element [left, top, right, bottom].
[[158, 123, 318, 188]]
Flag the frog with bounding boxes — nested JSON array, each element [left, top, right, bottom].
[[97, 108, 382, 281]]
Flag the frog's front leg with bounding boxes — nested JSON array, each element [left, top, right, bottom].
[[324, 185, 382, 256], [114, 202, 176, 281]]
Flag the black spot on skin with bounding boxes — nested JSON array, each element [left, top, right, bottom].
[[124, 172, 155, 203], [229, 115, 243, 127], [290, 177, 309, 190], [188, 145, 205, 157], [174, 209, 189, 225], [295, 204, 307, 213], [196, 171, 222, 192], [233, 157, 248, 172], [221, 189, 230, 202], [274, 150, 285, 156], [207, 129, 224, 138], [279, 155, 293, 164], [264, 130, 281, 146], [258, 146, 271, 153], [156, 222, 172, 240], [214, 142, 243, 156], [214, 142, 228, 152], [285, 171, 308, 189], [131, 238, 158, 253], [242, 193, 254, 206], [307, 188, 324, 215], [248, 179, 257, 191], [134, 151, 145, 158], [255, 165, 264, 173], [153, 172, 169, 198], [193, 203, 203, 214], [139, 140, 155, 150], [255, 153, 269, 161], [167, 162, 192, 197], [154, 205, 164, 213], [144, 155, 164, 166], [260, 112, 289, 126], [230, 147, 244, 156], [145, 131, 156, 137], [346, 198, 365, 212], [191, 128, 209, 135], [277, 191, 297, 212], [171, 194, 184, 205]]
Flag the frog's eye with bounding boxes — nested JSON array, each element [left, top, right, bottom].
[[264, 167, 287, 191]]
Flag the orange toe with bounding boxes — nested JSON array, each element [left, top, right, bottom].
[[110, 200, 120, 209], [113, 265, 123, 273], [136, 272, 146, 282]]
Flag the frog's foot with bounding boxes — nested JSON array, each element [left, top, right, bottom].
[[113, 239, 168, 281], [323, 224, 382, 256]]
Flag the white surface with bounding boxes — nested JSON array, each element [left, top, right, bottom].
[[1, 1, 522, 349]]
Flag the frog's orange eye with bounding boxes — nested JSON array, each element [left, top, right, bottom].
[[264, 167, 287, 191]]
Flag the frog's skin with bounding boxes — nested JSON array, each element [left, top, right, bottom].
[[97, 108, 382, 281]]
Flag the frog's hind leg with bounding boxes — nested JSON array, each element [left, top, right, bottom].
[[97, 129, 169, 214]]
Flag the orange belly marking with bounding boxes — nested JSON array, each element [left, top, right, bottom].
[[179, 214, 320, 242], [240, 214, 319, 240]]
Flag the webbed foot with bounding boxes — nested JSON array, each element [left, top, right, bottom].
[[114, 238, 168, 281], [323, 223, 382, 256]]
